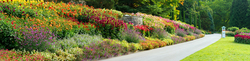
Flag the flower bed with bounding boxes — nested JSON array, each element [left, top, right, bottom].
[[0, 0, 205, 60], [234, 34, 250, 44]]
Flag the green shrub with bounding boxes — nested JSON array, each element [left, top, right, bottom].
[[32, 47, 83, 61], [226, 31, 235, 36], [241, 27, 248, 30], [85, 0, 118, 9], [164, 26, 175, 34], [162, 39, 174, 45], [54, 34, 103, 50], [0, 20, 18, 49], [227, 27, 239, 32]]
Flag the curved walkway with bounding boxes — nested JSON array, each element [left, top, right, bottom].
[[101, 34, 221, 61]]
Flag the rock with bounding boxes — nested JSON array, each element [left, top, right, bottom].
[[121, 16, 143, 26]]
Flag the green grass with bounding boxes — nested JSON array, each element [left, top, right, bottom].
[[181, 37, 250, 61]]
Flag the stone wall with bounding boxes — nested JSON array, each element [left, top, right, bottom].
[[121, 16, 143, 26]]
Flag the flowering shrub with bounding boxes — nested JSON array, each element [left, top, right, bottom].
[[134, 25, 154, 37], [0, 49, 45, 61], [164, 23, 175, 34], [234, 34, 250, 44], [151, 28, 169, 40], [54, 34, 103, 50], [193, 33, 200, 39], [175, 28, 187, 37], [194, 29, 202, 34], [14, 26, 56, 51], [171, 36, 186, 44], [162, 39, 174, 45], [32, 47, 83, 61], [80, 39, 138, 60], [140, 37, 172, 50], [184, 35, 196, 41], [119, 29, 145, 43], [199, 34, 205, 38], [235, 28, 250, 35]]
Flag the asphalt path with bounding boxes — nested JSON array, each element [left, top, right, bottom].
[[101, 34, 221, 61]]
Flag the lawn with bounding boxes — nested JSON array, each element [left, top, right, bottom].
[[182, 37, 250, 61]]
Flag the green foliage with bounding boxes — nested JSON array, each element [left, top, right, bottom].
[[0, 20, 18, 49], [189, 14, 192, 25], [85, 0, 118, 9], [194, 14, 197, 27], [115, 0, 182, 19], [162, 39, 174, 45], [227, 27, 239, 32], [230, 0, 250, 28], [241, 27, 248, 30], [206, 0, 231, 31], [208, 11, 215, 32], [33, 48, 83, 61], [164, 26, 175, 34], [198, 14, 201, 29]]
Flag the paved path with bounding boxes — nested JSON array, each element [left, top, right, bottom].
[[101, 34, 221, 61]]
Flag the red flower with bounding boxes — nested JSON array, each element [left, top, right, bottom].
[[11, 21, 15, 25]]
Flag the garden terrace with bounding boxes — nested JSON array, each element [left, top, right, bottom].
[[0, 0, 205, 61]]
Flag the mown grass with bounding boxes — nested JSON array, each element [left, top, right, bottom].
[[182, 37, 250, 61]]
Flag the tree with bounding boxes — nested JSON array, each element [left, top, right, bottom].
[[230, 0, 249, 28], [206, 0, 232, 31], [198, 14, 201, 29], [208, 11, 215, 33], [85, 0, 118, 9], [189, 13, 192, 25], [115, 0, 184, 20], [194, 14, 197, 27]]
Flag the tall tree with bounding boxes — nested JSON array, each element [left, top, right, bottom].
[[230, 0, 249, 28], [189, 13, 192, 25], [208, 11, 215, 33], [206, 0, 232, 31], [194, 14, 197, 27], [198, 13, 201, 29]]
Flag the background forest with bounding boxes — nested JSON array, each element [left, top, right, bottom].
[[79, 0, 250, 32]]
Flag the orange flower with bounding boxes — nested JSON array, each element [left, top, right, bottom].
[[41, 26, 45, 28]]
